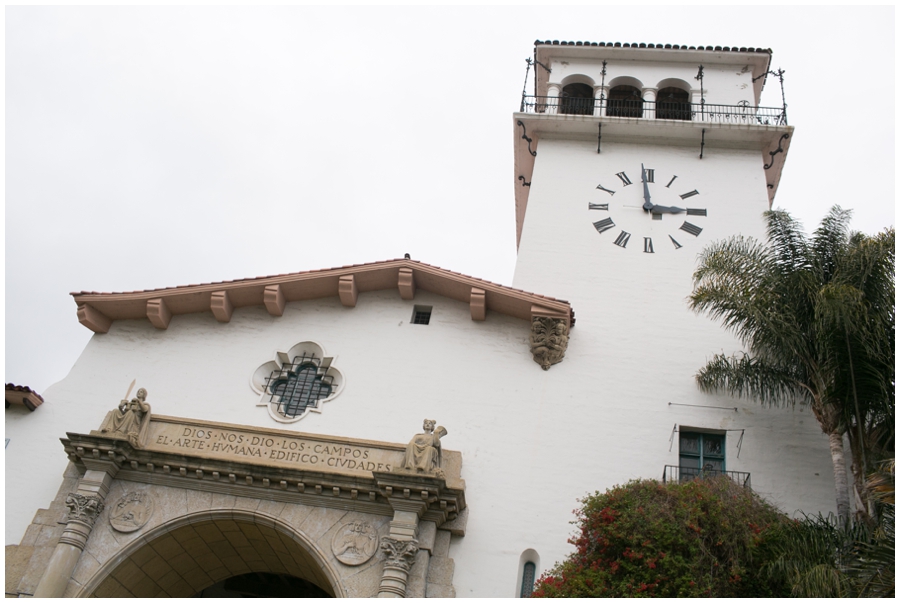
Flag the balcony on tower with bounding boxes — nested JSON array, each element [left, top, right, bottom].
[[512, 41, 793, 246], [520, 40, 788, 126]]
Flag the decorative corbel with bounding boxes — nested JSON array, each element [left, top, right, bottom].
[[146, 298, 171, 329], [529, 305, 570, 370], [76, 304, 111, 334], [469, 288, 486, 321], [264, 284, 285, 316], [398, 268, 415, 300], [339, 275, 358, 307], [210, 290, 233, 322]]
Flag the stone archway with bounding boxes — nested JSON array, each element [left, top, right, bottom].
[[79, 510, 344, 598]]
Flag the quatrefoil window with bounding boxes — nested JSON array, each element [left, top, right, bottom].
[[251, 342, 344, 423], [266, 355, 333, 418]]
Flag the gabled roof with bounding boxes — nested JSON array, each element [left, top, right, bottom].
[[72, 258, 575, 333]]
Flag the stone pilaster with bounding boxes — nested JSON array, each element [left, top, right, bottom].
[[376, 496, 429, 598], [32, 467, 117, 598]]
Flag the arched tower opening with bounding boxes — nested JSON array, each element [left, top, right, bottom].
[[560, 82, 594, 115], [656, 86, 691, 120], [607, 85, 643, 118]]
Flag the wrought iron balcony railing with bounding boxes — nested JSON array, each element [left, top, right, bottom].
[[662, 465, 752, 489], [520, 95, 787, 126]]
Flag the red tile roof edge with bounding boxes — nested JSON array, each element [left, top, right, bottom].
[[69, 258, 569, 304], [6, 384, 45, 404], [535, 40, 771, 54]]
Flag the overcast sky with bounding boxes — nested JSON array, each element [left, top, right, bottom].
[[5, 6, 895, 393]]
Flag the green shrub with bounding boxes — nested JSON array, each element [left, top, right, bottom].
[[531, 477, 790, 597]]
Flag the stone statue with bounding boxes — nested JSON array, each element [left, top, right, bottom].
[[529, 316, 569, 370], [402, 419, 447, 475], [101, 387, 151, 447]]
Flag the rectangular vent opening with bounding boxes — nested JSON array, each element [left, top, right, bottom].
[[411, 305, 432, 325]]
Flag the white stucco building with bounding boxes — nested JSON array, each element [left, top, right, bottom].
[[6, 40, 839, 598]]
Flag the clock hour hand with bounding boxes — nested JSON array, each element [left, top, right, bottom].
[[650, 204, 686, 214], [641, 163, 653, 212]]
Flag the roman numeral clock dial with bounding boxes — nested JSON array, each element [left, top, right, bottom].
[[589, 163, 709, 254]]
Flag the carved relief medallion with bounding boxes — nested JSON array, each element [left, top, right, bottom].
[[109, 491, 154, 533], [331, 521, 378, 565]]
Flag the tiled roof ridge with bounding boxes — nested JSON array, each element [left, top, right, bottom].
[[69, 257, 570, 305], [535, 39, 771, 54]]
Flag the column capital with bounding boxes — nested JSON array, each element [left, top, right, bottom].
[[381, 537, 420, 572], [64, 493, 105, 529]]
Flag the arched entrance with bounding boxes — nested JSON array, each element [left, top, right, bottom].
[[81, 510, 343, 598]]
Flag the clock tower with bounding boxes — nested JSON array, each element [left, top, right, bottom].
[[510, 40, 833, 515]]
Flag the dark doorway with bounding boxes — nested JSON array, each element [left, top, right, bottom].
[[196, 572, 333, 598]]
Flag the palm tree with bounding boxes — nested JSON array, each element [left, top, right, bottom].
[[689, 207, 894, 521]]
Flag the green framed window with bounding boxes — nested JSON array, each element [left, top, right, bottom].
[[679, 431, 725, 479]]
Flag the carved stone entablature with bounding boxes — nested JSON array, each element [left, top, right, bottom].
[[529, 316, 569, 370], [380, 537, 420, 572], [63, 415, 467, 534], [65, 493, 105, 527], [95, 387, 151, 448]]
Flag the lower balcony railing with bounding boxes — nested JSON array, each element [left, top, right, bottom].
[[520, 96, 787, 126], [662, 465, 752, 489]]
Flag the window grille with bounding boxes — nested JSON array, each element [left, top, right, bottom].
[[412, 305, 432, 325], [520, 561, 536, 597], [263, 352, 334, 418]]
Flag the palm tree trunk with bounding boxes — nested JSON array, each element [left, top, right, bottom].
[[828, 431, 851, 521]]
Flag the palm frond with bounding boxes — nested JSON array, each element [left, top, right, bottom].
[[695, 353, 811, 406]]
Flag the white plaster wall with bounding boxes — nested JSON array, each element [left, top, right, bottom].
[[547, 56, 758, 106], [508, 135, 838, 587], [5, 142, 837, 598]]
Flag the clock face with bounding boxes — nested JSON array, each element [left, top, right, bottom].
[[589, 165, 708, 254]]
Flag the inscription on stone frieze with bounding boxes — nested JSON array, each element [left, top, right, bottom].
[[145, 419, 402, 476]]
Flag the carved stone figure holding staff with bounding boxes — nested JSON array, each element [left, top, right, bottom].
[[100, 382, 151, 448]]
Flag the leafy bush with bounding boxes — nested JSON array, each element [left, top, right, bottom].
[[531, 477, 790, 597]]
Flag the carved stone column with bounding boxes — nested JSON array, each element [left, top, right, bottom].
[[33, 466, 117, 598], [377, 498, 428, 598], [378, 536, 420, 597]]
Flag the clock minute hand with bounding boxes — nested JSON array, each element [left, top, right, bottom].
[[650, 204, 686, 214]]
